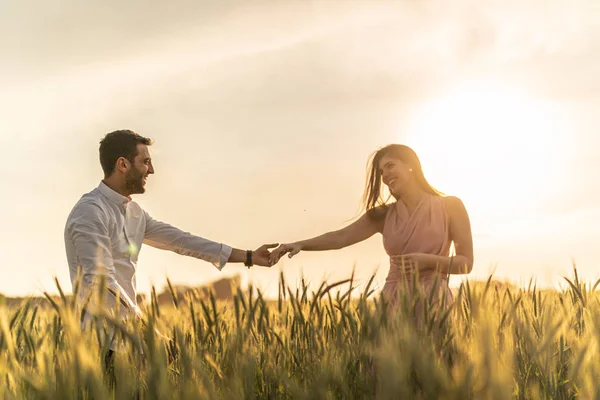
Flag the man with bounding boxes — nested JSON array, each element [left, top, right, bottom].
[[64, 129, 277, 327]]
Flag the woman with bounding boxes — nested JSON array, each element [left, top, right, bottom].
[[269, 144, 473, 316]]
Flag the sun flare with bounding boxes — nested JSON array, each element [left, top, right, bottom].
[[404, 78, 568, 218]]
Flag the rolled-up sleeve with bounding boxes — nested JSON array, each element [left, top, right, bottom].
[[142, 210, 232, 270], [66, 202, 141, 317]]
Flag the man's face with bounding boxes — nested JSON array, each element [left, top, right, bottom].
[[124, 144, 154, 195]]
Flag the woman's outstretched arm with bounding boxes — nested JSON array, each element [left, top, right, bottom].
[[268, 212, 382, 265]]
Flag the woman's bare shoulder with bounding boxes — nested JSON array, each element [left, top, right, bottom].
[[442, 195, 466, 213], [365, 203, 392, 232]]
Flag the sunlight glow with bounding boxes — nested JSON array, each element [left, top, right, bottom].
[[405, 78, 569, 218]]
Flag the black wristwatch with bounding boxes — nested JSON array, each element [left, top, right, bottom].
[[244, 250, 253, 268]]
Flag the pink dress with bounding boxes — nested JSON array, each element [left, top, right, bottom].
[[381, 194, 453, 314]]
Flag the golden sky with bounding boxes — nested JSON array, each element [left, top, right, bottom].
[[1, 0, 599, 297]]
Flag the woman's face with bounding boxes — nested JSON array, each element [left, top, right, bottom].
[[378, 154, 413, 196]]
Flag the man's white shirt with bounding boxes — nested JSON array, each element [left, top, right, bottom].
[[64, 181, 232, 320]]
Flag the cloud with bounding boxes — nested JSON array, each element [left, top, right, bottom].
[[4, 0, 600, 105]]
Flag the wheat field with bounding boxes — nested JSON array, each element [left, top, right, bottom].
[[0, 268, 599, 399]]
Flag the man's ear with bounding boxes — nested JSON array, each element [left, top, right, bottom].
[[116, 157, 130, 173]]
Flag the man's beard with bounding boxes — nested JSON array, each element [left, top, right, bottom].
[[125, 169, 145, 194]]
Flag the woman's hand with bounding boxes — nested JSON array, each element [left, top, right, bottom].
[[268, 243, 304, 266], [390, 253, 443, 271]]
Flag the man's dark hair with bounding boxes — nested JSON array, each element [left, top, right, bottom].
[[99, 130, 153, 177]]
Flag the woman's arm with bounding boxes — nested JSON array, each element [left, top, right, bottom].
[[269, 212, 382, 264], [392, 196, 473, 274], [446, 195, 474, 274]]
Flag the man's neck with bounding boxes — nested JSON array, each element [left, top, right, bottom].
[[102, 178, 129, 197]]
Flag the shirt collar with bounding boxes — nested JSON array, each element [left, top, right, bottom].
[[98, 181, 132, 207]]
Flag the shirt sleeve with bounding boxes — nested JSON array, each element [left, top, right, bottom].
[[66, 201, 142, 318], [142, 210, 232, 270]]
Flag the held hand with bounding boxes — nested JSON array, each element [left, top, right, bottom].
[[268, 243, 303, 266], [251, 243, 279, 267]]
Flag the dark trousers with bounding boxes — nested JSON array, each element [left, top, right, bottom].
[[103, 349, 144, 397], [104, 349, 116, 388]]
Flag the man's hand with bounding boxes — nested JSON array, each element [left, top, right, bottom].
[[251, 243, 279, 267], [268, 242, 303, 266]]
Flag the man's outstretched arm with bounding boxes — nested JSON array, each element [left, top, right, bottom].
[[142, 211, 277, 268]]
